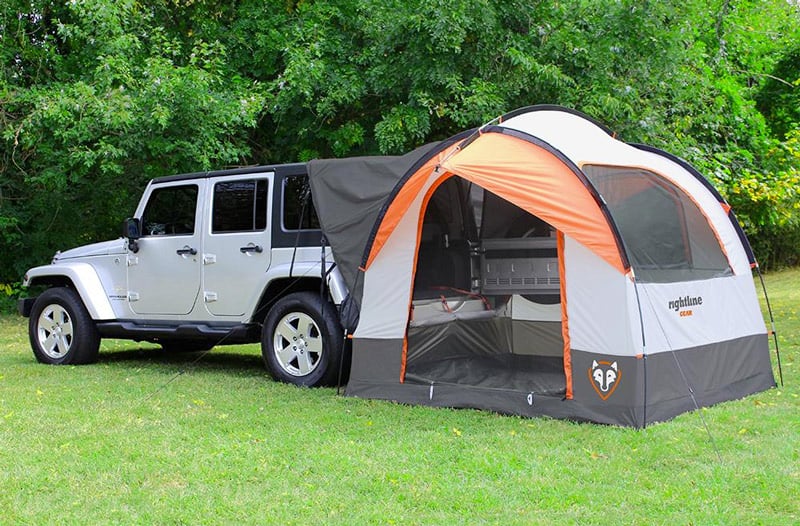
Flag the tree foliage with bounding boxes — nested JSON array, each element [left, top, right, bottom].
[[1, 0, 799, 284], [1, 0, 265, 278]]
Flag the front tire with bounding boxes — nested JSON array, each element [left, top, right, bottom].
[[261, 292, 344, 387], [29, 287, 100, 365]]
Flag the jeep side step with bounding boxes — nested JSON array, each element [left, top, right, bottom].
[[96, 321, 260, 345]]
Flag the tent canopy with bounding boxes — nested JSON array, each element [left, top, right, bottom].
[[307, 105, 774, 427]]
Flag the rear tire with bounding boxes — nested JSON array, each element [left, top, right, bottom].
[[261, 292, 344, 387], [29, 287, 100, 365]]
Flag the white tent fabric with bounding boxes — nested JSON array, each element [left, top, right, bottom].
[[563, 235, 639, 358], [636, 277, 767, 354]]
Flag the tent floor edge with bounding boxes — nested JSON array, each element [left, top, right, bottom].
[[643, 369, 777, 425]]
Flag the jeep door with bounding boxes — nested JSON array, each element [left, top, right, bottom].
[[202, 174, 272, 316], [127, 181, 204, 315]]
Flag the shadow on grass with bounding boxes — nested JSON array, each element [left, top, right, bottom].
[[99, 346, 268, 378]]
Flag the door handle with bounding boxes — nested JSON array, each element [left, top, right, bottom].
[[176, 246, 197, 256], [240, 244, 263, 254]]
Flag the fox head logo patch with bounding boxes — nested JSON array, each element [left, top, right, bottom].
[[589, 360, 621, 401]]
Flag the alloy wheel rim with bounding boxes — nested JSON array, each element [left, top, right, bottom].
[[272, 312, 323, 377], [37, 304, 73, 359]]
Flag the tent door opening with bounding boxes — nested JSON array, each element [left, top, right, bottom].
[[405, 178, 566, 397]]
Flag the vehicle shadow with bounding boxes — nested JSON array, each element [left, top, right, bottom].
[[99, 345, 267, 378]]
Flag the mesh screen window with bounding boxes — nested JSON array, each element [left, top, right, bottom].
[[583, 165, 731, 282]]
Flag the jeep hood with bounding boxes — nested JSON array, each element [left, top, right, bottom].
[[53, 239, 128, 262]]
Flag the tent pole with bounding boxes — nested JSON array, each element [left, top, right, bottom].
[[755, 265, 783, 386], [336, 330, 347, 396], [438, 113, 505, 167], [631, 273, 648, 429]]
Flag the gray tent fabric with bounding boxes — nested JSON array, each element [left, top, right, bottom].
[[308, 143, 441, 305]]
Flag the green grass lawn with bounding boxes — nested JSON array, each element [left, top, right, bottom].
[[1, 270, 798, 525]]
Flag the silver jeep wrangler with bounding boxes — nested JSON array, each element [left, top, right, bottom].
[[18, 164, 349, 387]]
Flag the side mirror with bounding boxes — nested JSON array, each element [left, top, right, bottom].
[[123, 217, 141, 253]]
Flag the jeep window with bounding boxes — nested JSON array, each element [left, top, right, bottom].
[[141, 185, 198, 236], [282, 175, 320, 231], [212, 179, 268, 233]]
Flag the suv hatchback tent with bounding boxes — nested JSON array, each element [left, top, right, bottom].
[[308, 106, 775, 427]]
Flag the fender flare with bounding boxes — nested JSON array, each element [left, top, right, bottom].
[[25, 263, 116, 320], [269, 262, 349, 305]]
